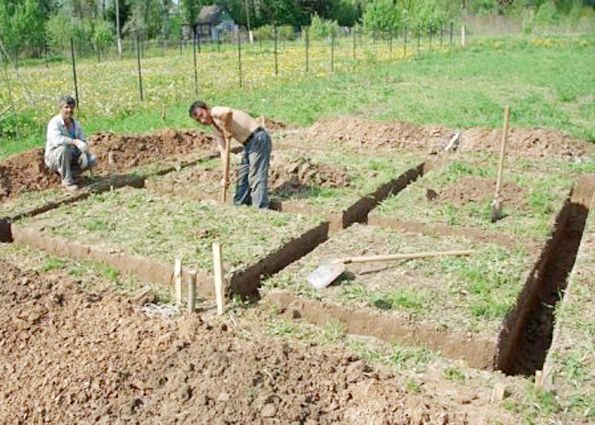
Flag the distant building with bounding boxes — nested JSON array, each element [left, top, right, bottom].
[[193, 5, 236, 43]]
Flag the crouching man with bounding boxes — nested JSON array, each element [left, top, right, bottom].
[[45, 95, 97, 191]]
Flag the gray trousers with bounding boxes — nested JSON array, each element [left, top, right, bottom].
[[45, 145, 96, 185], [234, 129, 271, 209]]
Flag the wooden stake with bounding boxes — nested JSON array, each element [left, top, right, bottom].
[[174, 258, 182, 306], [212, 241, 224, 315], [187, 271, 196, 313]]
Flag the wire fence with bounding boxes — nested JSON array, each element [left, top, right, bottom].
[[0, 21, 593, 141]]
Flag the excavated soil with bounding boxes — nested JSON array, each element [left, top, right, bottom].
[[0, 130, 213, 202], [430, 176, 527, 209], [0, 260, 482, 424], [0, 149, 58, 202], [292, 117, 592, 158], [179, 155, 351, 196], [269, 156, 351, 195]]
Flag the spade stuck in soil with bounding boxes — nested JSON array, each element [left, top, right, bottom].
[[491, 105, 510, 223]]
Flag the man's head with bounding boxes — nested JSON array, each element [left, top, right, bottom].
[[189, 100, 213, 125], [59, 95, 76, 122]]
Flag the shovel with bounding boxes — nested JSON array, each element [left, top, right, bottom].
[[491, 105, 510, 223], [221, 133, 232, 203], [307, 249, 475, 289]]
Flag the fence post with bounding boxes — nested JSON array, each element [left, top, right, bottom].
[[305, 26, 309, 73], [237, 26, 243, 88], [417, 25, 420, 55], [403, 25, 407, 57], [330, 28, 335, 72], [273, 24, 278, 76], [461, 24, 466, 48], [352, 25, 356, 60], [193, 33, 198, 95], [450, 22, 453, 47], [135, 33, 144, 102], [440, 23, 444, 47], [70, 38, 80, 108], [389, 29, 393, 58], [429, 24, 433, 50]]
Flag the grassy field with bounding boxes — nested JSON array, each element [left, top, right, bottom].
[[372, 152, 575, 241], [17, 188, 322, 274], [1, 35, 594, 158]]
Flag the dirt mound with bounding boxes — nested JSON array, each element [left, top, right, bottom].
[[270, 156, 351, 194], [304, 117, 451, 150], [0, 149, 59, 202], [0, 260, 472, 424], [0, 130, 214, 203], [299, 117, 592, 158], [431, 176, 527, 209], [257, 116, 289, 131], [463, 127, 591, 158], [90, 129, 214, 172]]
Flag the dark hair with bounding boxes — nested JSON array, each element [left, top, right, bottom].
[[59, 95, 76, 107], [189, 100, 208, 117]]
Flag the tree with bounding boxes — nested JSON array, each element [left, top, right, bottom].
[[363, 0, 402, 34]]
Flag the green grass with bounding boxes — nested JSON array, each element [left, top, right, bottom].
[[373, 153, 575, 242], [147, 146, 421, 213], [1, 35, 594, 159], [263, 223, 531, 335], [17, 187, 323, 275]]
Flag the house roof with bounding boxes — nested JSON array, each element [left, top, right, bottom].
[[197, 5, 229, 25]]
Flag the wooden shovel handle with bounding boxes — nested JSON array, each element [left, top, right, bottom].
[[343, 249, 475, 264], [221, 134, 231, 203], [495, 105, 510, 197]]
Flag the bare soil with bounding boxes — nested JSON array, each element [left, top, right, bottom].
[[0, 130, 213, 202], [0, 259, 499, 425], [432, 176, 527, 209], [269, 156, 351, 194], [283, 117, 592, 158]]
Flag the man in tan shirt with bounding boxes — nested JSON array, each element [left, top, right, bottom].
[[189, 100, 271, 209]]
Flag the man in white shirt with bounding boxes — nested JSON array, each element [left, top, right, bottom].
[[189, 100, 271, 209], [45, 96, 96, 191]]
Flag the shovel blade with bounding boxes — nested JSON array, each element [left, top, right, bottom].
[[307, 260, 346, 289]]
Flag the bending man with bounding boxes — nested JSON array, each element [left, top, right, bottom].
[[189, 101, 271, 209], [45, 95, 96, 191]]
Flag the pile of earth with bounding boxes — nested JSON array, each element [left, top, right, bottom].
[[269, 156, 351, 195], [0, 259, 476, 424], [428, 176, 528, 209], [291, 117, 591, 158], [0, 130, 213, 202]]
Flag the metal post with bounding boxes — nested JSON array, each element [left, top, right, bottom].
[[450, 22, 453, 47], [389, 29, 393, 58], [115, 0, 122, 57], [440, 23, 444, 47], [352, 25, 356, 60], [429, 25, 433, 50], [416, 25, 420, 54], [135, 33, 144, 101], [403, 25, 407, 57], [70, 38, 80, 108], [193, 34, 198, 95], [330, 28, 334, 72], [305, 26, 309, 73], [237, 26, 242, 88], [273, 24, 278, 76]]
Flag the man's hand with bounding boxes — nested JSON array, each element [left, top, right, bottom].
[[73, 139, 88, 153]]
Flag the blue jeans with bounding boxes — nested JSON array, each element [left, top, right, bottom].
[[234, 129, 271, 209]]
